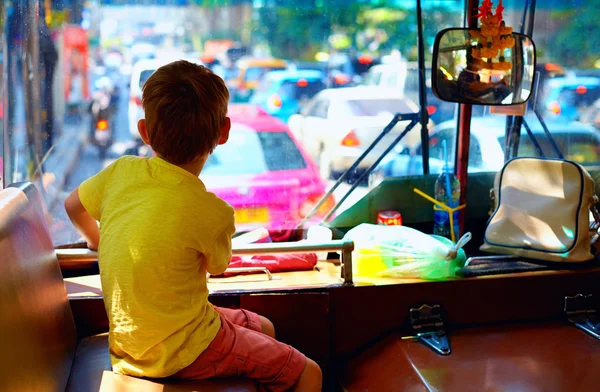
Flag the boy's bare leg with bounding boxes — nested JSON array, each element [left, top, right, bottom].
[[259, 316, 275, 339], [292, 358, 322, 392]]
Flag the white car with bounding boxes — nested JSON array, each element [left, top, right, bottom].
[[128, 58, 203, 141], [287, 86, 433, 180]]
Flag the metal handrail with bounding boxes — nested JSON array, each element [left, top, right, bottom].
[[55, 239, 355, 285]]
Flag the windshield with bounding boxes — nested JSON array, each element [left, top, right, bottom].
[[557, 85, 600, 110], [139, 69, 155, 88], [244, 67, 286, 82], [279, 80, 326, 101], [1, 0, 595, 245]]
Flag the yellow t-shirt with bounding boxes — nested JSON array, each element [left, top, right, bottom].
[[79, 156, 235, 378]]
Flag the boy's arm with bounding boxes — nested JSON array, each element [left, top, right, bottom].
[[65, 188, 100, 250], [205, 214, 236, 276], [64, 158, 117, 250]]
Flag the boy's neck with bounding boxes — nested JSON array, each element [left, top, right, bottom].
[[159, 154, 207, 178]]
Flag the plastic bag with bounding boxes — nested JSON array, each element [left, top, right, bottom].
[[342, 224, 471, 280]]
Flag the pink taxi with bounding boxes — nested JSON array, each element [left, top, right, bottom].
[[201, 105, 334, 231]]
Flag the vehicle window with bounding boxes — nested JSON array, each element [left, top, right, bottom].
[[557, 85, 600, 110], [256, 76, 274, 93], [258, 132, 307, 171], [203, 130, 268, 175], [244, 67, 285, 82], [204, 130, 306, 175], [139, 69, 155, 88], [386, 71, 399, 88], [344, 99, 414, 116], [363, 70, 381, 86], [278, 80, 326, 101], [310, 99, 330, 118], [302, 97, 320, 116], [350, 57, 379, 75]]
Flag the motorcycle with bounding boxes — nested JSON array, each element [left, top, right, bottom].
[[89, 77, 114, 158]]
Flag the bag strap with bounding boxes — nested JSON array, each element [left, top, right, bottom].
[[590, 197, 600, 256]]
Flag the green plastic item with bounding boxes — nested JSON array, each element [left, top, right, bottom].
[[342, 224, 471, 281]]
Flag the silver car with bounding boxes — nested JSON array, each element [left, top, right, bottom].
[[287, 86, 433, 180]]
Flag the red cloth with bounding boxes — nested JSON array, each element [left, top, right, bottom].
[[224, 252, 318, 274]]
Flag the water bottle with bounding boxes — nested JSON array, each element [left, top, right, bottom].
[[433, 166, 461, 241]]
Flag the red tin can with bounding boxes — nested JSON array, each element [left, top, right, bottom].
[[377, 210, 403, 226]]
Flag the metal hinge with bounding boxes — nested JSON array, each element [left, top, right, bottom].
[[564, 294, 600, 340], [405, 304, 451, 355]]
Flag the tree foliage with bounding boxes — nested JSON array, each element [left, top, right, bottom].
[[547, 4, 599, 68]]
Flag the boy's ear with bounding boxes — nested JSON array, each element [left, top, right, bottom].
[[217, 117, 231, 145], [138, 119, 151, 145]]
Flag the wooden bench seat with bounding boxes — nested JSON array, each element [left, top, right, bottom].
[[67, 333, 256, 391], [0, 183, 257, 391]]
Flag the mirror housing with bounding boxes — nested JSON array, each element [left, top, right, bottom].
[[432, 28, 536, 106]]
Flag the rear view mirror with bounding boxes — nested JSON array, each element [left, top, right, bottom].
[[432, 28, 536, 106]]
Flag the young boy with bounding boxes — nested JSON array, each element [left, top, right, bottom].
[[65, 60, 322, 391]]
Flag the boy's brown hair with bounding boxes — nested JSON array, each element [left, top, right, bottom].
[[142, 60, 229, 164]]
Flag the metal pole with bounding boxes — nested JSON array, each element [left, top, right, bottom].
[[521, 119, 545, 158], [416, 0, 429, 175], [534, 107, 564, 159], [456, 0, 479, 234]]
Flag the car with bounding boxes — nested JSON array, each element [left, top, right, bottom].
[[325, 52, 380, 88], [287, 86, 432, 181], [202, 105, 334, 231], [128, 58, 203, 141], [581, 97, 600, 130], [369, 116, 600, 187], [362, 62, 457, 124], [541, 76, 600, 123], [129, 43, 157, 65], [250, 70, 327, 122], [227, 58, 288, 103], [289, 61, 327, 74]]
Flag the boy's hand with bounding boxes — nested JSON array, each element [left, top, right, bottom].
[[87, 241, 99, 251]]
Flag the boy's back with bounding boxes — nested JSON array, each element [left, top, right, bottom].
[[79, 155, 234, 378]]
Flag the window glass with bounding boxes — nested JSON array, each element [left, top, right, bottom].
[[278, 80, 326, 101], [4, 0, 594, 243], [139, 70, 155, 88], [314, 99, 330, 118], [258, 132, 307, 171], [244, 67, 285, 82]]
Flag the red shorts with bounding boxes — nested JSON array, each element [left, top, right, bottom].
[[174, 306, 306, 392]]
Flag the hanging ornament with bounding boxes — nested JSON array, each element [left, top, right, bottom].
[[469, 0, 514, 72]]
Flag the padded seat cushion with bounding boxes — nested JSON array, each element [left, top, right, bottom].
[[66, 333, 258, 392]]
